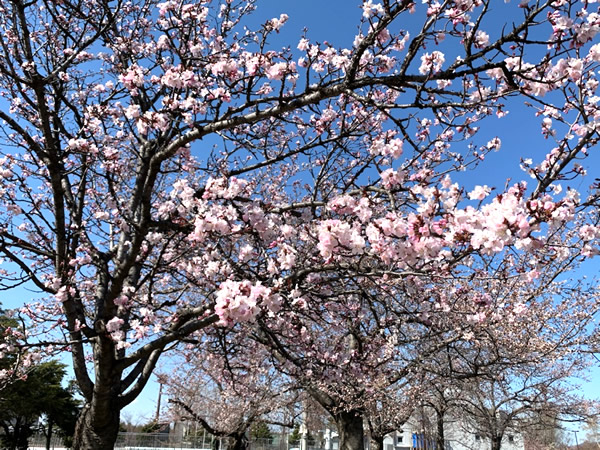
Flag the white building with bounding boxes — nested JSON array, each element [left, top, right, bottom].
[[321, 417, 524, 450], [379, 420, 524, 450]]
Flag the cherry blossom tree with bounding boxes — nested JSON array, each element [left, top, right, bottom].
[[164, 329, 298, 450], [0, 0, 599, 449], [0, 304, 39, 393], [364, 388, 416, 450], [454, 371, 596, 450], [412, 277, 600, 450], [252, 209, 600, 450]]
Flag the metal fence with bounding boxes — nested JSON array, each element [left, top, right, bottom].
[[26, 433, 66, 450], [27, 433, 208, 449], [116, 432, 189, 449], [25, 433, 315, 450]]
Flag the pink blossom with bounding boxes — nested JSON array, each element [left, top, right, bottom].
[[277, 243, 296, 270], [157, 1, 177, 16], [513, 303, 527, 315], [468, 185, 490, 201], [298, 38, 310, 51], [317, 220, 365, 259], [474, 30, 490, 48], [106, 317, 124, 332], [203, 176, 248, 199], [580, 224, 599, 240], [162, 67, 185, 88], [6, 204, 22, 215], [238, 244, 254, 262], [589, 43, 600, 62], [328, 195, 357, 214], [119, 64, 145, 90], [268, 14, 288, 31], [124, 104, 141, 119], [265, 62, 290, 80], [380, 168, 404, 188], [214, 280, 274, 325], [156, 35, 169, 50], [211, 59, 239, 78], [369, 138, 403, 158], [419, 50, 446, 75], [362, 0, 384, 18], [354, 198, 373, 222], [486, 137, 502, 151], [566, 58, 583, 81], [114, 295, 129, 307]]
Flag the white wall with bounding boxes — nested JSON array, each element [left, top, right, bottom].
[[373, 417, 525, 450]]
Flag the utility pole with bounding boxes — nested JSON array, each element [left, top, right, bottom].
[[155, 382, 163, 424], [572, 430, 580, 450]]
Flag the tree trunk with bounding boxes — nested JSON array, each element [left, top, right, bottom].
[[335, 411, 364, 450], [72, 399, 121, 450], [435, 410, 445, 450], [370, 435, 384, 450], [46, 416, 54, 450], [13, 417, 31, 450], [15, 428, 29, 450], [490, 435, 502, 450], [231, 433, 250, 450], [71, 330, 128, 450]]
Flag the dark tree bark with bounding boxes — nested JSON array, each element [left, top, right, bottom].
[[490, 434, 503, 450], [435, 408, 445, 450], [73, 398, 121, 450], [45, 416, 54, 450], [334, 410, 365, 450], [2, 416, 33, 450], [370, 434, 384, 450], [231, 433, 250, 450]]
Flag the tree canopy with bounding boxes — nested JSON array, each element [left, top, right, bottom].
[[0, 0, 599, 449]]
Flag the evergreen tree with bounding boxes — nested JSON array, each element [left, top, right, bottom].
[[251, 421, 273, 443], [0, 361, 79, 450], [140, 421, 163, 433], [289, 425, 301, 446]]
